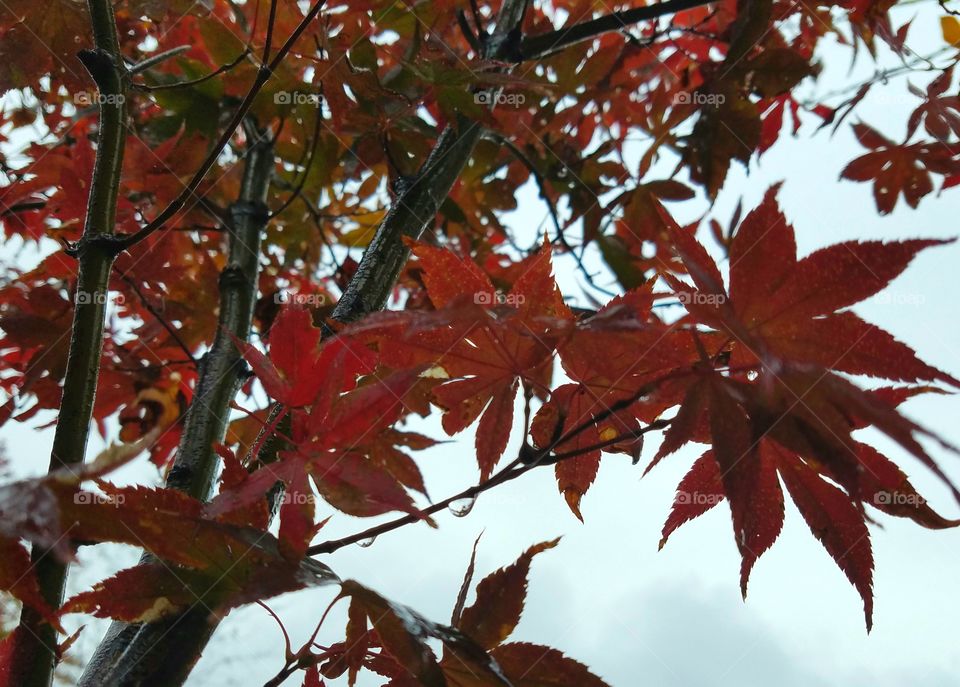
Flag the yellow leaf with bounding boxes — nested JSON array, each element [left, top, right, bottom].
[[599, 426, 619, 442], [941, 16, 960, 45], [338, 210, 385, 248]]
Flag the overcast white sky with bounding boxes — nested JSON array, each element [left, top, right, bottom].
[[3, 3, 960, 685]]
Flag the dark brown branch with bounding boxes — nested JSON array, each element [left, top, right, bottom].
[[307, 420, 667, 556], [262, 0, 280, 62], [329, 0, 530, 323], [0, 199, 47, 217], [457, 9, 483, 53], [127, 45, 190, 75], [518, 0, 717, 60], [13, 1, 129, 685], [270, 104, 324, 219], [132, 48, 252, 92], [114, 268, 198, 366], [78, 129, 275, 687]]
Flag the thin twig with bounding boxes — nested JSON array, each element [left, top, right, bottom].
[[132, 48, 252, 92], [127, 45, 190, 75], [120, 0, 328, 250], [307, 416, 670, 556], [271, 104, 324, 218], [114, 268, 198, 365], [518, 0, 717, 60]]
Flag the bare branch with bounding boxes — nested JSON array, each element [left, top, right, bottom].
[[307, 420, 668, 556], [519, 0, 717, 60], [132, 48, 252, 92]]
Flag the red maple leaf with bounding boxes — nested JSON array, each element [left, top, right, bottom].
[[650, 189, 960, 627], [236, 306, 376, 407], [381, 242, 572, 479], [841, 122, 960, 214]]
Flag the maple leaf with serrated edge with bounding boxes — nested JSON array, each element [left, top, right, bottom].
[[655, 370, 960, 628], [456, 539, 558, 650], [490, 643, 610, 687], [531, 384, 615, 520], [0, 472, 338, 624], [441, 539, 610, 686], [708, 381, 786, 601], [62, 552, 336, 623], [906, 67, 960, 142], [841, 122, 960, 214], [0, 538, 60, 629], [534, 288, 705, 518], [664, 184, 959, 387], [338, 580, 510, 687], [381, 241, 571, 479], [773, 443, 875, 627], [208, 368, 435, 524], [301, 368, 436, 520], [659, 449, 724, 549], [0, 1, 91, 92], [235, 307, 376, 407], [649, 190, 960, 627]]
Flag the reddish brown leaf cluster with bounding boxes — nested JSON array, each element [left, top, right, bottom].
[[0, 0, 958, 683]]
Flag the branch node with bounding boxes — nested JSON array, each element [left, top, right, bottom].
[[166, 463, 194, 491], [229, 200, 270, 227], [72, 233, 127, 260], [218, 264, 249, 289], [77, 48, 122, 90], [482, 26, 524, 61]]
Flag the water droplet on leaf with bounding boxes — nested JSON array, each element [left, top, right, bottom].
[[357, 536, 376, 548]]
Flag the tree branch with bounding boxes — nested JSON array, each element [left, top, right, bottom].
[[329, 0, 530, 323], [114, 267, 198, 366], [131, 48, 252, 92], [77, 129, 275, 687], [308, 421, 668, 556], [307, 363, 713, 556], [518, 0, 717, 60], [126, 45, 190, 75], [270, 103, 323, 219], [119, 0, 327, 250], [11, 2, 128, 685]]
